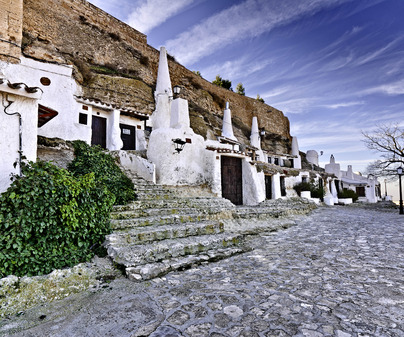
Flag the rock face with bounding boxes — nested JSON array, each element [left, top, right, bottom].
[[21, 0, 292, 153]]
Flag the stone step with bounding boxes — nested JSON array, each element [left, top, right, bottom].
[[135, 184, 169, 192], [233, 207, 288, 219], [110, 211, 233, 230], [105, 221, 224, 246], [112, 197, 235, 212], [135, 190, 176, 200], [126, 246, 248, 281], [110, 206, 232, 220], [107, 233, 246, 268]]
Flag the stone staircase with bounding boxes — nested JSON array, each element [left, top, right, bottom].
[[105, 173, 316, 282]]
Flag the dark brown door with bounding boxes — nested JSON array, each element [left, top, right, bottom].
[[280, 176, 286, 196], [356, 186, 365, 197], [120, 124, 136, 150], [91, 115, 107, 148], [265, 175, 272, 199], [221, 156, 243, 205]]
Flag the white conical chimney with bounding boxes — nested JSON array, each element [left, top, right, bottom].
[[250, 116, 260, 148], [155, 47, 172, 99], [151, 47, 172, 129], [221, 102, 237, 141]]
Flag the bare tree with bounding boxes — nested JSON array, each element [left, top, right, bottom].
[[362, 123, 404, 177]]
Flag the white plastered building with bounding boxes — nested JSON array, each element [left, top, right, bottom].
[[325, 154, 381, 203]]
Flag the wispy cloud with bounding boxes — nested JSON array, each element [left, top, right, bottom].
[[271, 97, 318, 114], [200, 56, 273, 82], [166, 0, 353, 65], [127, 0, 195, 34], [321, 101, 364, 109], [355, 36, 404, 66], [362, 79, 404, 96]]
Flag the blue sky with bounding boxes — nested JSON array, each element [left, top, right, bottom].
[[88, 0, 404, 177]]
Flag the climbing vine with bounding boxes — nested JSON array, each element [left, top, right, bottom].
[[0, 161, 114, 277], [68, 140, 136, 205]]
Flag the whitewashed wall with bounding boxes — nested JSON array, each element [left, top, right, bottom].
[[242, 159, 265, 205], [116, 150, 156, 183], [5, 57, 88, 142], [147, 128, 207, 185], [0, 93, 39, 192], [1, 58, 43, 192]]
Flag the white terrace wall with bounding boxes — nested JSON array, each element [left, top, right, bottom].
[[0, 60, 41, 192], [147, 127, 207, 186], [4, 57, 87, 142], [242, 159, 265, 205], [0, 94, 38, 192]]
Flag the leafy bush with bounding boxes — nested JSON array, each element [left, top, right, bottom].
[[293, 182, 312, 196], [0, 161, 114, 277], [293, 180, 325, 199], [338, 188, 359, 202], [68, 141, 136, 205]]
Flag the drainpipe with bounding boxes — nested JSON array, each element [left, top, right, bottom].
[[4, 99, 22, 176]]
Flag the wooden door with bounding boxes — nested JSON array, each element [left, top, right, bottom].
[[265, 175, 272, 199], [356, 186, 365, 197], [221, 156, 243, 205], [280, 176, 286, 196], [91, 115, 107, 148], [120, 124, 136, 150]]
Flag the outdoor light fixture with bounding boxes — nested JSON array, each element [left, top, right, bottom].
[[259, 128, 266, 137], [172, 138, 186, 154], [173, 85, 181, 99], [397, 167, 403, 215]]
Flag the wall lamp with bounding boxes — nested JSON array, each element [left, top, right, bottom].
[[259, 128, 266, 137], [172, 138, 186, 154], [173, 85, 181, 99]]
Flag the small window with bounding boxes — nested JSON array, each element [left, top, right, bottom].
[[40, 77, 51, 86], [274, 158, 279, 166], [302, 176, 308, 183], [268, 157, 272, 164], [79, 113, 88, 125], [82, 105, 89, 111]]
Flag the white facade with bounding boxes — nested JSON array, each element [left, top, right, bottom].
[[1, 46, 335, 206], [325, 155, 381, 203], [0, 56, 149, 193], [1, 59, 42, 192]]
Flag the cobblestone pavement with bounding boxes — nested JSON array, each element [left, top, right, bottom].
[[2, 206, 404, 336]]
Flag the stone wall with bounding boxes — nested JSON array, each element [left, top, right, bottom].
[[0, 0, 23, 63], [22, 0, 292, 153]]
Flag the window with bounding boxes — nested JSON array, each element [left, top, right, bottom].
[[268, 157, 272, 164], [274, 158, 279, 166], [40, 77, 51, 86], [79, 113, 88, 125]]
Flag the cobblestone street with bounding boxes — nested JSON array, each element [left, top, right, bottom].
[[2, 205, 404, 336]]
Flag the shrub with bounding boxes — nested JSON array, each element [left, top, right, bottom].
[[293, 180, 325, 199], [68, 141, 136, 205], [0, 161, 114, 278], [293, 182, 312, 196], [338, 189, 358, 202]]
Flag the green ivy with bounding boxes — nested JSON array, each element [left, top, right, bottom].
[[68, 141, 136, 205], [338, 188, 359, 202], [293, 180, 325, 199], [0, 161, 114, 278]]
